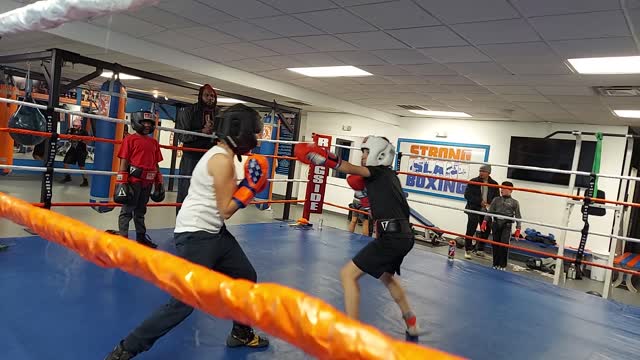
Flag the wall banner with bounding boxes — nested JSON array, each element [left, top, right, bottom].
[[396, 138, 490, 201]]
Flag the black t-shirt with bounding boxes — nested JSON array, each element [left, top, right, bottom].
[[365, 166, 410, 221], [66, 128, 88, 152]]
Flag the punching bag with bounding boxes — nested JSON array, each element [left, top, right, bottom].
[[253, 113, 277, 210], [0, 72, 17, 175], [8, 76, 47, 146], [89, 79, 126, 213]]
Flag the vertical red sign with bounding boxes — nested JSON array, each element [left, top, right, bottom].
[[302, 134, 333, 219]]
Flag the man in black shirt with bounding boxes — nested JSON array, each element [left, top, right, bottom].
[[175, 84, 217, 214], [463, 164, 498, 258], [295, 136, 420, 336], [60, 118, 89, 186]]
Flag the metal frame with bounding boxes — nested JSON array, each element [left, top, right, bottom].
[[1, 48, 302, 219]]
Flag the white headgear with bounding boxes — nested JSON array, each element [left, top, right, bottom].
[[361, 136, 395, 167]]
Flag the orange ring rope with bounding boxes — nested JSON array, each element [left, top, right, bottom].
[[0, 193, 460, 360], [411, 223, 640, 277], [29, 199, 307, 208], [325, 201, 370, 216]]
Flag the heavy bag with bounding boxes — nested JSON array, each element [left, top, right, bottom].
[[8, 103, 47, 146]]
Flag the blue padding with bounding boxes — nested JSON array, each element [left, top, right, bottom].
[[1, 223, 640, 359]]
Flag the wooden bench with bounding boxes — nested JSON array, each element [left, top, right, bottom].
[[613, 252, 640, 293]]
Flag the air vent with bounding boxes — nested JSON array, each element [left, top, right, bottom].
[[397, 105, 427, 110], [594, 86, 640, 97]]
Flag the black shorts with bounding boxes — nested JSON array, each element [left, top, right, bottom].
[[63, 148, 87, 167], [349, 203, 370, 221], [352, 233, 414, 279]]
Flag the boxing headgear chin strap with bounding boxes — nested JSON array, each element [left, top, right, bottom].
[[361, 136, 395, 167]]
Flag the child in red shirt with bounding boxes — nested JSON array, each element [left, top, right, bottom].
[[114, 111, 163, 248]]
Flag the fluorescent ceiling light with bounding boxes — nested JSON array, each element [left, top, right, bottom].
[[100, 70, 141, 80], [613, 110, 640, 118], [218, 97, 245, 104], [287, 66, 372, 77], [410, 110, 472, 118], [567, 56, 640, 74]]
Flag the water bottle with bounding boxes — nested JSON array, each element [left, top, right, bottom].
[[567, 263, 576, 279], [448, 239, 456, 260]]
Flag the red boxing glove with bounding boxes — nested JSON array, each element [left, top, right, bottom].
[[294, 143, 341, 169], [347, 175, 366, 191], [233, 155, 269, 208], [480, 220, 488, 232], [514, 229, 521, 239]]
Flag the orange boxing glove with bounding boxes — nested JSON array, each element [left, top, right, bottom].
[[233, 155, 269, 208]]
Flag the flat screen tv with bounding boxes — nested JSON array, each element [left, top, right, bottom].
[[507, 137, 596, 188]]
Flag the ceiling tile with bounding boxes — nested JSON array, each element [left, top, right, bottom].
[[535, 86, 595, 96], [419, 46, 491, 63], [226, 58, 280, 72], [549, 37, 639, 58], [89, 14, 166, 37], [423, 76, 478, 85], [452, 19, 540, 45], [259, 0, 338, 13], [348, 1, 440, 29], [210, 21, 281, 41], [400, 63, 459, 75], [478, 42, 561, 63], [219, 42, 279, 57], [558, 102, 609, 112], [249, 15, 325, 37], [359, 65, 411, 76], [502, 94, 551, 102], [335, 0, 401, 6], [197, 0, 282, 18], [444, 84, 492, 94], [129, 6, 200, 29], [502, 62, 573, 75], [384, 76, 431, 84], [290, 53, 345, 66], [325, 51, 387, 65], [486, 85, 539, 95], [445, 62, 511, 76], [514, 102, 567, 112], [258, 69, 308, 81], [259, 55, 310, 68], [511, 0, 620, 17], [547, 95, 601, 104], [253, 38, 316, 54], [292, 35, 358, 52], [175, 27, 241, 45], [156, 0, 236, 24], [529, 11, 631, 41], [413, 0, 519, 24], [289, 77, 329, 89], [467, 75, 527, 85], [371, 49, 433, 65], [187, 46, 246, 62], [143, 30, 205, 51], [337, 31, 408, 50], [294, 9, 376, 33], [388, 26, 468, 48], [517, 74, 585, 86], [353, 76, 397, 85]]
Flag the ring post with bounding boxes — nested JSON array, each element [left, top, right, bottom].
[[603, 208, 622, 298], [553, 132, 582, 285], [0, 77, 16, 175]]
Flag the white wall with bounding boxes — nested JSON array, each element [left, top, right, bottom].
[[300, 112, 629, 255]]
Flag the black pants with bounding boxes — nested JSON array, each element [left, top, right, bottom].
[[465, 213, 490, 252], [122, 228, 257, 354], [176, 152, 204, 215], [118, 183, 152, 237], [492, 222, 512, 268]]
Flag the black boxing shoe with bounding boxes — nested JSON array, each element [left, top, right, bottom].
[[104, 342, 136, 360], [136, 233, 158, 249], [226, 325, 269, 348]]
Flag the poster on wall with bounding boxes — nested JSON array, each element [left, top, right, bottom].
[[276, 122, 294, 176], [396, 138, 490, 201]]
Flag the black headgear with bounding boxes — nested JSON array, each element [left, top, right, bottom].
[[215, 104, 263, 157], [130, 111, 155, 134]]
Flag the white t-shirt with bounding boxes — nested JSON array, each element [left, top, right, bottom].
[[175, 146, 234, 234]]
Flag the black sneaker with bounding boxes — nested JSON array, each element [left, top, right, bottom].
[[59, 175, 72, 184], [226, 330, 269, 348], [104, 342, 136, 360], [136, 234, 158, 249], [80, 178, 89, 187]]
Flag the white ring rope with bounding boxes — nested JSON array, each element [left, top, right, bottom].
[[401, 153, 640, 183], [0, 164, 306, 183], [406, 197, 640, 245], [0, 97, 309, 145]]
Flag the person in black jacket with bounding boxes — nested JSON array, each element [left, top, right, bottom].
[[175, 84, 217, 214], [463, 164, 499, 259]]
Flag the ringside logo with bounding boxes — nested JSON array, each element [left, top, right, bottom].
[[303, 135, 332, 218]]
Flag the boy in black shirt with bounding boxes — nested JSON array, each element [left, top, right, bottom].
[[295, 136, 420, 336], [60, 118, 89, 186]]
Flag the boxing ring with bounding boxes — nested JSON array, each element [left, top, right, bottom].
[[2, 53, 640, 360]]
